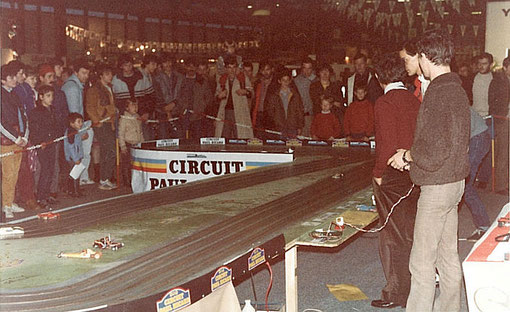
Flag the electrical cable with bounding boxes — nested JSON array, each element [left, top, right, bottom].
[[264, 262, 273, 312], [343, 184, 415, 233]]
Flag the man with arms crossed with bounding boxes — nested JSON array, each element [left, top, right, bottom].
[[388, 30, 470, 312]]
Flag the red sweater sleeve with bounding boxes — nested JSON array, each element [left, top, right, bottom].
[[373, 97, 399, 178]]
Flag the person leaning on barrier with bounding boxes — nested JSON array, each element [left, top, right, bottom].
[[1, 63, 29, 218]]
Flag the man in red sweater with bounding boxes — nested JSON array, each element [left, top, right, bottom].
[[310, 95, 341, 140], [371, 52, 421, 309], [343, 84, 374, 141]]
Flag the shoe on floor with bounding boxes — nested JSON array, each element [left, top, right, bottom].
[[80, 179, 95, 186], [2, 206, 14, 219], [466, 228, 486, 242], [99, 180, 114, 190], [371, 299, 402, 308], [10, 202, 25, 213]]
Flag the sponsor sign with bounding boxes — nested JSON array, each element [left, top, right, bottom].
[[210, 266, 232, 291], [156, 139, 180, 148], [156, 288, 191, 312], [131, 149, 293, 193], [247, 138, 263, 145], [200, 137, 226, 145], [248, 247, 266, 271]]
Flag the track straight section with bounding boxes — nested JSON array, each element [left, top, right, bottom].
[[20, 150, 370, 238], [1, 157, 374, 312]]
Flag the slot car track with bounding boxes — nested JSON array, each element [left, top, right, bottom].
[[1, 149, 374, 312], [19, 148, 371, 238]]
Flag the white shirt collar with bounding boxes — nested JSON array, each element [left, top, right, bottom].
[[384, 82, 406, 94]]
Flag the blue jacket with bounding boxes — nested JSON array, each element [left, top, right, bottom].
[[64, 128, 84, 163], [62, 74, 85, 116]]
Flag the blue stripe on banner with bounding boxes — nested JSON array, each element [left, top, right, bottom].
[[246, 161, 277, 167], [133, 157, 167, 165]]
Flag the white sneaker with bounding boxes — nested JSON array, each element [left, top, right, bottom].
[[10, 203, 25, 213], [104, 180, 117, 188], [80, 179, 95, 185], [99, 180, 114, 190], [2, 206, 14, 219]]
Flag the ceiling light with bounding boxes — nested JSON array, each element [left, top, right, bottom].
[[247, 4, 253, 9]]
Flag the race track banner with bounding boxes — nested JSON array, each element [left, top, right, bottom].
[[131, 149, 294, 193]]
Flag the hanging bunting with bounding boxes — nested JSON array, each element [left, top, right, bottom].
[[385, 13, 392, 27], [473, 25, 479, 37], [422, 21, 428, 32], [452, 0, 461, 13], [467, 0, 476, 7], [422, 10, 429, 25], [373, 0, 381, 11], [388, 0, 396, 13], [375, 12, 384, 29], [419, 1, 427, 15], [434, 23, 441, 30], [430, 0, 437, 12], [348, 4, 358, 19], [447, 24, 454, 34], [438, 5, 446, 19], [356, 12, 363, 24], [358, 0, 365, 9], [404, 2, 411, 12], [407, 11, 415, 27], [392, 13, 402, 27], [460, 24, 466, 37]]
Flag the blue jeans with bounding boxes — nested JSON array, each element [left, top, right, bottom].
[[476, 119, 492, 183], [464, 130, 491, 229]]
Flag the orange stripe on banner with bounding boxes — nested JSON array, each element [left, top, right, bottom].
[[132, 165, 167, 173], [466, 212, 510, 262]]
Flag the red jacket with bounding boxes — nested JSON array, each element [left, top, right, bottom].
[[343, 99, 374, 137], [373, 89, 420, 178], [311, 112, 341, 139]]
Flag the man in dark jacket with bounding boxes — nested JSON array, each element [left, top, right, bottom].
[[488, 57, 510, 195], [264, 69, 304, 139], [388, 30, 470, 312]]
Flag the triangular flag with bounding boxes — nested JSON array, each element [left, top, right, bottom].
[[389, 0, 396, 13], [460, 24, 467, 37], [422, 11, 429, 24], [447, 24, 454, 34], [473, 25, 479, 37]]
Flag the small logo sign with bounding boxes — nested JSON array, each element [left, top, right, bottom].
[[228, 139, 248, 145], [286, 139, 303, 147], [156, 139, 180, 148], [248, 247, 266, 271], [349, 141, 370, 147], [200, 137, 226, 145], [370, 140, 376, 149], [211, 266, 232, 291], [308, 140, 328, 146], [266, 139, 286, 145], [332, 140, 348, 148], [247, 138, 263, 145], [156, 288, 191, 312]]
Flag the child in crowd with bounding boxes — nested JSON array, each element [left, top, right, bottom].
[[29, 85, 59, 208], [64, 113, 85, 197], [14, 66, 38, 116], [119, 99, 144, 187], [343, 84, 374, 141], [311, 95, 341, 140]]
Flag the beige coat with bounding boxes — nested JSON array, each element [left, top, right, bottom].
[[118, 111, 144, 151], [214, 77, 254, 138]]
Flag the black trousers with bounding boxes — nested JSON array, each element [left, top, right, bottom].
[[36, 145, 56, 201], [372, 168, 419, 305]]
